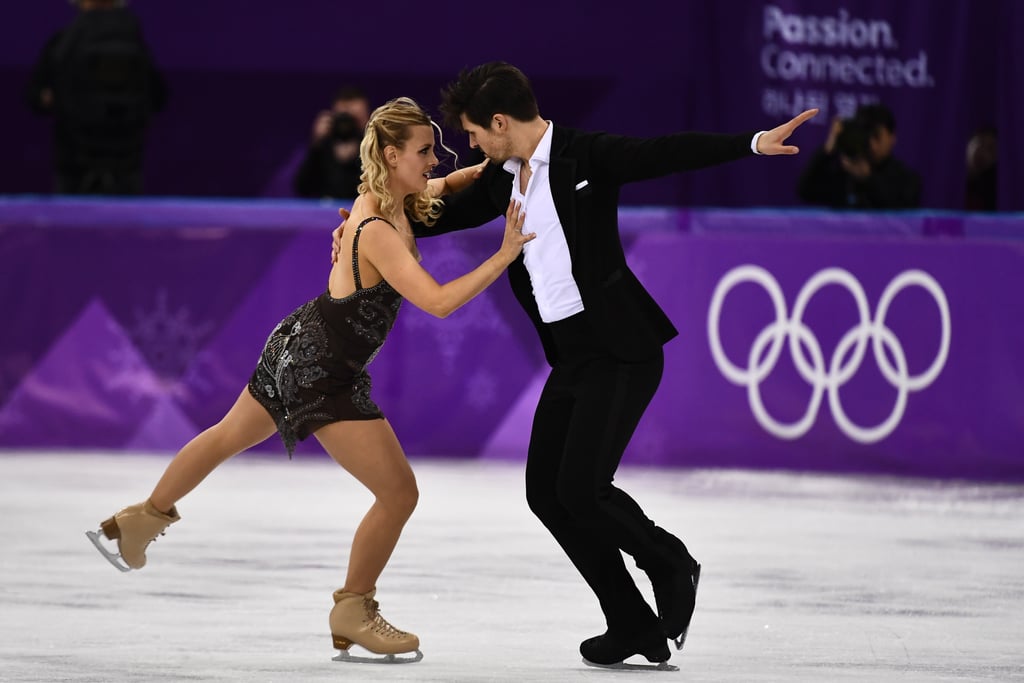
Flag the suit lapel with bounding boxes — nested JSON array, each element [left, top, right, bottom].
[[547, 126, 578, 251]]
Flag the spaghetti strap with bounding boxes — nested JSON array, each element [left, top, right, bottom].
[[351, 217, 396, 291]]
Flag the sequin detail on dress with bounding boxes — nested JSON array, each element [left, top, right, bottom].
[[247, 217, 404, 456]]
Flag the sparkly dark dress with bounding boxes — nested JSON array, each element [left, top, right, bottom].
[[247, 217, 403, 456]]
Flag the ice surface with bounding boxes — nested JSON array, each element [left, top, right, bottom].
[[1, 452, 1021, 682]]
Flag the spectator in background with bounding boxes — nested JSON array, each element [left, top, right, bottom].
[[294, 86, 371, 200], [965, 126, 997, 211], [798, 103, 920, 209], [25, 0, 166, 195]]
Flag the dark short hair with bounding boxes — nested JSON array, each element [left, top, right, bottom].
[[855, 103, 896, 135], [439, 61, 539, 131]]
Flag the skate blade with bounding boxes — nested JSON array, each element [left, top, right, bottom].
[[583, 657, 679, 672], [674, 563, 701, 651], [85, 530, 131, 572], [332, 648, 423, 664]]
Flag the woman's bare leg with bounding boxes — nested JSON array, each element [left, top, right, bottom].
[[314, 418, 418, 594], [148, 388, 277, 512]]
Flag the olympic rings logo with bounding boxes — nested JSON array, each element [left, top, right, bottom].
[[707, 265, 950, 444]]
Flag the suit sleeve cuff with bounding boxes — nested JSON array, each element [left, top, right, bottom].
[[751, 131, 767, 155]]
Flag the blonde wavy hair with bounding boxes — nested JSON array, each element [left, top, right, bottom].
[[358, 97, 447, 226]]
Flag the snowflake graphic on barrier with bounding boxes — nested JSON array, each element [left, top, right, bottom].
[[406, 238, 508, 373], [463, 368, 499, 412], [106, 290, 216, 403]]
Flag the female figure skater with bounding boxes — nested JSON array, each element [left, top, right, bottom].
[[86, 97, 533, 663]]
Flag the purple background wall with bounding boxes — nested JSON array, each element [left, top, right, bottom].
[[1, 0, 1019, 209], [2, 198, 1023, 481]]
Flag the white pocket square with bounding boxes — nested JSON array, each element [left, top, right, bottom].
[[575, 180, 590, 190]]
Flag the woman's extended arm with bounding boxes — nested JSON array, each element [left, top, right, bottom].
[[361, 200, 533, 319]]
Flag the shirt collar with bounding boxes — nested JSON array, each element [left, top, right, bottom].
[[502, 121, 553, 174]]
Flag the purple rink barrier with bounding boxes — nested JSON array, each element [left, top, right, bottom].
[[1, 197, 1022, 481]]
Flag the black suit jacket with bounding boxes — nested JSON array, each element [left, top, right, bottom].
[[413, 124, 757, 366]]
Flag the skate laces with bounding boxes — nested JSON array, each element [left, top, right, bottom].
[[138, 528, 171, 556], [147, 529, 169, 544], [364, 597, 408, 639]]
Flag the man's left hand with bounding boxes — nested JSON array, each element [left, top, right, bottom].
[[757, 109, 819, 155]]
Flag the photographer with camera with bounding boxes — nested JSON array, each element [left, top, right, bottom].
[[797, 103, 920, 209], [294, 86, 371, 200]]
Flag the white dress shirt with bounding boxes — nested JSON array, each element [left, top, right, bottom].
[[503, 122, 584, 323]]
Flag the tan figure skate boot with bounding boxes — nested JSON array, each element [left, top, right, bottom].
[[86, 499, 181, 572], [329, 588, 423, 663]]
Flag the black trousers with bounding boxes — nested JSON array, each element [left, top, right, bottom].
[[525, 312, 681, 632]]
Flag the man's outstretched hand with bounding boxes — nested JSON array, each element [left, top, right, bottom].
[[756, 108, 819, 155], [330, 207, 350, 264]]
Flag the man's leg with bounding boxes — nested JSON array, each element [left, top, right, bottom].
[[525, 362, 657, 629], [526, 352, 676, 617], [526, 351, 697, 660], [558, 353, 699, 648], [561, 353, 700, 648]]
